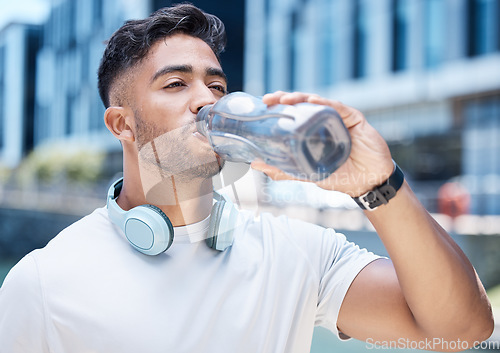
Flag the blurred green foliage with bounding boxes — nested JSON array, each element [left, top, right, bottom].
[[15, 142, 105, 186], [488, 284, 500, 310], [0, 163, 10, 184]]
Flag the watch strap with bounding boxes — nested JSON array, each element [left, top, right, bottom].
[[353, 162, 405, 211]]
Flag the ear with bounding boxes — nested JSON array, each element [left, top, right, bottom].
[[104, 106, 135, 142]]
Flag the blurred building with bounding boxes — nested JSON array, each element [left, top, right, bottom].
[[0, 23, 41, 168], [1, 0, 499, 215], [245, 0, 500, 214], [0, 0, 244, 179], [33, 0, 150, 168]]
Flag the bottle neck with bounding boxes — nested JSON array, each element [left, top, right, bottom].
[[196, 104, 213, 137]]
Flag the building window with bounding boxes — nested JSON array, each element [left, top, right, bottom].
[[90, 93, 105, 131], [0, 47, 4, 149], [264, 40, 272, 93], [391, 0, 408, 72], [423, 0, 446, 68], [263, 0, 272, 93], [461, 93, 500, 214], [288, 8, 299, 91], [93, 0, 103, 26], [65, 95, 73, 136], [23, 28, 40, 155], [466, 0, 500, 56], [352, 0, 367, 78], [319, 0, 334, 86]]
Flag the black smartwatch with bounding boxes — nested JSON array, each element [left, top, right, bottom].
[[352, 162, 405, 211]]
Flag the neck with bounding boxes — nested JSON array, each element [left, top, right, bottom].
[[118, 150, 215, 227], [150, 176, 214, 226]]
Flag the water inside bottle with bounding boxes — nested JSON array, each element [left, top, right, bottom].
[[196, 92, 351, 181]]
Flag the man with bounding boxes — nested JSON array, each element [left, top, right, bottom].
[[0, 4, 493, 353]]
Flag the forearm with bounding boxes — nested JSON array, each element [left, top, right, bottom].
[[255, 91, 494, 344], [366, 181, 493, 340]]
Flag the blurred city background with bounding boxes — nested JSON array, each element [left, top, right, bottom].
[[0, 0, 499, 351]]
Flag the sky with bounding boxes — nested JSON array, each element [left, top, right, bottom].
[[0, 0, 50, 29]]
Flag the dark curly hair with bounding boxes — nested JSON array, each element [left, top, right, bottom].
[[97, 3, 226, 108]]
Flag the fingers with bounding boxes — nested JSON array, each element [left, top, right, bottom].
[[307, 95, 364, 129], [261, 91, 286, 105], [262, 91, 320, 106], [262, 91, 365, 129]]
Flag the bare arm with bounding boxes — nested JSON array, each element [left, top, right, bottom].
[[252, 91, 494, 350], [338, 181, 493, 349]]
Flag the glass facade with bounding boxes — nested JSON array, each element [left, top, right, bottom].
[[467, 0, 500, 56], [23, 28, 40, 154], [32, 0, 148, 148], [424, 0, 446, 68], [288, 7, 299, 91], [0, 0, 499, 214], [462, 94, 500, 214], [0, 0, 245, 168], [0, 24, 41, 167], [352, 0, 367, 78], [0, 46, 4, 150], [318, 0, 335, 85], [391, 0, 409, 72], [244, 0, 500, 214]]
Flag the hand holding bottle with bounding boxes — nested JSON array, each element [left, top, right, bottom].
[[197, 91, 351, 182], [251, 91, 394, 197]]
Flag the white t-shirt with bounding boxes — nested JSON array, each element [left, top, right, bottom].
[[0, 206, 380, 353]]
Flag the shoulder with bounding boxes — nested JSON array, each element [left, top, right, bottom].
[[21, 207, 127, 279], [0, 253, 50, 349], [44, 207, 117, 251], [57, 207, 113, 236], [1, 253, 40, 294]]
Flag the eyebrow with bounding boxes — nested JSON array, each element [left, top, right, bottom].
[[150, 64, 227, 85], [206, 67, 227, 82]]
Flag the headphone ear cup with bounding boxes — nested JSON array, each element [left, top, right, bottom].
[[206, 198, 237, 251], [124, 204, 174, 256]]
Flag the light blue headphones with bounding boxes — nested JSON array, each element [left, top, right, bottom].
[[107, 178, 237, 255]]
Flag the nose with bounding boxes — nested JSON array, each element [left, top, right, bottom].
[[190, 83, 217, 114]]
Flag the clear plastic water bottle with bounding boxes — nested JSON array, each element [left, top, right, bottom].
[[196, 92, 351, 181]]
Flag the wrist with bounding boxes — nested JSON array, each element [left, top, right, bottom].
[[352, 161, 405, 211]]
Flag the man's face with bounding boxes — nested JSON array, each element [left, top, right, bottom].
[[129, 34, 227, 182]]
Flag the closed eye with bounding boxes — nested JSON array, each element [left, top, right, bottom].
[[163, 81, 185, 89], [210, 84, 227, 95]]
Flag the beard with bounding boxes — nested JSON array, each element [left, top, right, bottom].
[[135, 110, 223, 183]]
